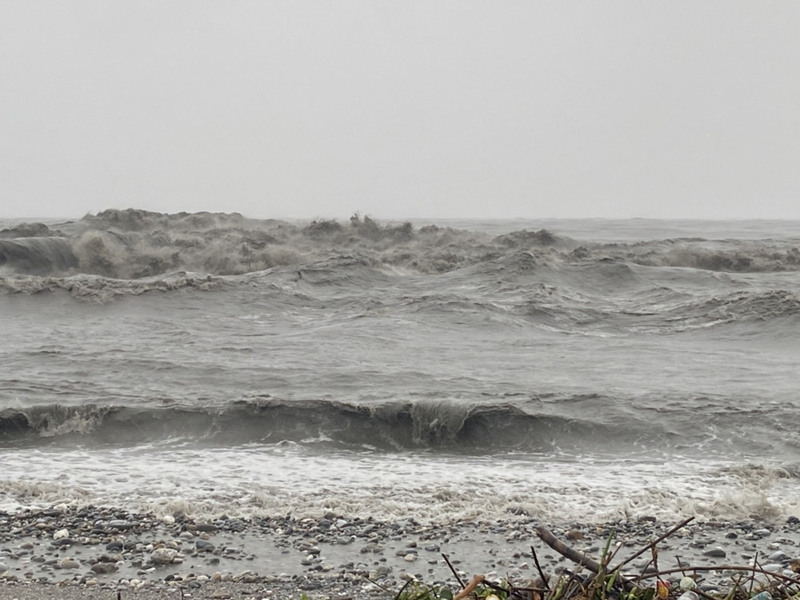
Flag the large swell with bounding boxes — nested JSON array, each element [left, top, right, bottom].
[[1, 392, 798, 460], [2, 211, 800, 523]]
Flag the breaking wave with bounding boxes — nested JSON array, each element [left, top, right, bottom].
[[0, 209, 574, 283], [2, 210, 800, 286], [0, 397, 657, 454], [3, 209, 800, 340], [6, 392, 790, 458], [0, 238, 78, 274], [611, 238, 800, 273]]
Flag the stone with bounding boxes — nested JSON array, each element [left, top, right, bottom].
[[151, 547, 178, 564], [91, 562, 118, 574], [754, 529, 772, 537], [234, 570, 260, 583], [53, 537, 76, 547], [58, 558, 80, 569], [566, 529, 584, 541], [196, 540, 216, 552], [769, 551, 791, 562], [97, 553, 123, 563]]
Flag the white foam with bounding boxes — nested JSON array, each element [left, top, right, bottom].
[[1, 445, 795, 523]]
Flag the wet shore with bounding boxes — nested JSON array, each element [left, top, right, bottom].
[[2, 506, 800, 600]]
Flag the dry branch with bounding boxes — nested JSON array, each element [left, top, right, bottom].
[[616, 517, 695, 571], [394, 518, 798, 600], [536, 526, 637, 592], [535, 527, 604, 574], [454, 575, 486, 600]]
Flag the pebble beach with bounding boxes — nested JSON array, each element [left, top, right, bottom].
[[3, 506, 800, 600]]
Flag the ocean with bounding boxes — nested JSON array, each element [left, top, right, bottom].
[[2, 210, 799, 526]]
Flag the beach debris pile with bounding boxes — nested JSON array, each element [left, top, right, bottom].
[[394, 518, 799, 600]]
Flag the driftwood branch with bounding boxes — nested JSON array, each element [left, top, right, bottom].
[[536, 526, 637, 591], [392, 516, 800, 600], [535, 526, 603, 574]]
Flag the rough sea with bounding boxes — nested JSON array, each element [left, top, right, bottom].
[[2, 210, 799, 525]]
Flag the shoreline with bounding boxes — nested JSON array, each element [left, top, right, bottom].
[[3, 506, 800, 600]]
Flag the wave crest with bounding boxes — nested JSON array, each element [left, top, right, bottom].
[[0, 398, 622, 453]]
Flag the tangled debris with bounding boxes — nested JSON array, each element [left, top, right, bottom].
[[393, 518, 800, 600]]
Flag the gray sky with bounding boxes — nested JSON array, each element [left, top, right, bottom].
[[2, 1, 799, 221]]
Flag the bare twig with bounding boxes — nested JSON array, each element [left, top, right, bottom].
[[531, 545, 551, 592], [750, 552, 760, 596], [675, 555, 689, 579], [615, 516, 695, 572], [636, 564, 800, 587], [604, 541, 624, 569], [561, 568, 589, 599], [651, 544, 659, 580], [442, 553, 466, 589], [393, 578, 414, 600]]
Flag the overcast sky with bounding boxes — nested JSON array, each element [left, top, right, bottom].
[[1, 2, 799, 221]]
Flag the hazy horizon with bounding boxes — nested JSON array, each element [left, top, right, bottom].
[[2, 2, 799, 221]]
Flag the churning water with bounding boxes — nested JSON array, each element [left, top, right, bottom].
[[2, 210, 800, 523]]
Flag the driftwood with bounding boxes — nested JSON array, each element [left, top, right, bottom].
[[392, 518, 800, 600], [532, 518, 800, 600], [535, 526, 604, 574], [535, 526, 636, 592]]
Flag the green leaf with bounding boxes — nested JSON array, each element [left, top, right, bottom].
[[640, 587, 656, 600]]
